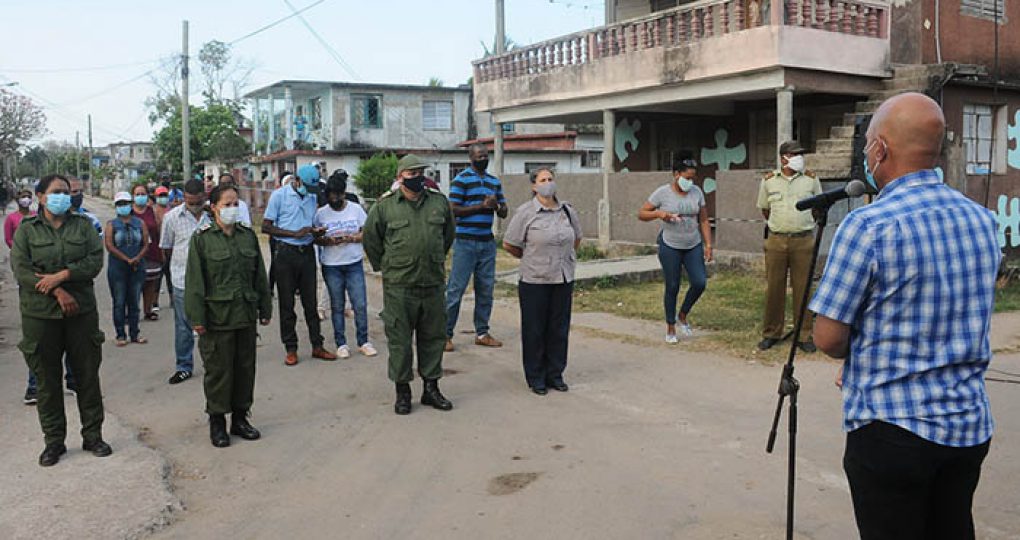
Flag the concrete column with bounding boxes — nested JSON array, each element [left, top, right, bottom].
[[494, 123, 505, 177], [600, 109, 615, 248], [284, 86, 294, 150], [604, 0, 615, 24], [776, 86, 794, 168], [267, 93, 276, 153], [495, 0, 506, 55], [251, 98, 260, 155]]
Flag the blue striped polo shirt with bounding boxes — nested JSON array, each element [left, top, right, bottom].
[[449, 167, 506, 241]]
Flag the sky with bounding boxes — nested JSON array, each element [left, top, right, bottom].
[[0, 0, 604, 147]]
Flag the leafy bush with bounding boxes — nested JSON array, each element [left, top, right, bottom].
[[354, 152, 398, 200]]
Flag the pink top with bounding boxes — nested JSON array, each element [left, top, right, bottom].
[[4, 211, 34, 249]]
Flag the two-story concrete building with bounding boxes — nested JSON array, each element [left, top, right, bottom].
[[474, 0, 1020, 258]]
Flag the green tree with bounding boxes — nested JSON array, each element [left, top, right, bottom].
[[153, 103, 248, 173], [22, 145, 47, 176], [354, 152, 398, 200], [427, 77, 444, 87], [0, 89, 46, 159]]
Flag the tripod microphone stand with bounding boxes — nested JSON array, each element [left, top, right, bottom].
[[764, 209, 829, 540]]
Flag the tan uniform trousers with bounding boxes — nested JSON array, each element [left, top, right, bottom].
[[763, 231, 814, 341]]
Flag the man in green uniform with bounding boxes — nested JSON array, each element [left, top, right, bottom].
[[363, 154, 456, 415], [185, 185, 272, 447], [12, 174, 111, 466], [756, 141, 823, 352]]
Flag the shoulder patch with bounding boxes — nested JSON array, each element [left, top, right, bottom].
[[197, 223, 212, 233], [804, 170, 817, 178], [378, 190, 394, 200], [764, 171, 777, 180], [426, 186, 441, 194]]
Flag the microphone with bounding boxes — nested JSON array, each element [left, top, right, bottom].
[[795, 180, 866, 211]]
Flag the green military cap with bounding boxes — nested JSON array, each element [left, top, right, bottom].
[[397, 154, 429, 175]]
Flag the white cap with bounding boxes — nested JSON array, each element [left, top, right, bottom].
[[114, 191, 132, 203]]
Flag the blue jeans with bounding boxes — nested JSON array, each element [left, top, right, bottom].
[[172, 286, 194, 373], [108, 259, 145, 340], [322, 262, 369, 347], [657, 236, 707, 325], [445, 238, 496, 338]]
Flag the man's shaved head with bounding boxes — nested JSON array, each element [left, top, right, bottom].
[[865, 92, 946, 188]]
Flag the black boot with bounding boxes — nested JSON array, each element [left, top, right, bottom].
[[38, 443, 67, 467], [230, 411, 261, 440], [209, 414, 230, 448], [421, 379, 453, 411], [394, 383, 412, 415]]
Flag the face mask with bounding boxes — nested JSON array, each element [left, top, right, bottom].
[[863, 140, 884, 190], [676, 177, 694, 192], [186, 203, 204, 214], [134, 195, 149, 206], [17, 197, 31, 208], [535, 181, 557, 198], [328, 199, 345, 210], [70, 193, 84, 209], [786, 155, 806, 173], [403, 175, 426, 193], [295, 184, 308, 196], [156, 196, 169, 206], [45, 193, 72, 216], [472, 159, 489, 172], [116, 205, 132, 217], [219, 206, 240, 225]]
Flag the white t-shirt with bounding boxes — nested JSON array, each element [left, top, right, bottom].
[[313, 202, 368, 266]]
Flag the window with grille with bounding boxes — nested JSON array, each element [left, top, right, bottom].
[[961, 0, 1007, 22], [525, 162, 557, 174], [581, 150, 603, 169], [352, 94, 382, 129], [964, 104, 993, 174], [423, 100, 453, 131], [449, 162, 470, 180]]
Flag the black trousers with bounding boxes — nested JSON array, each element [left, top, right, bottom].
[[517, 281, 573, 390], [274, 244, 323, 352], [268, 236, 278, 294], [843, 421, 991, 540]]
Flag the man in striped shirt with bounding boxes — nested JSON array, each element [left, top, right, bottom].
[[444, 143, 507, 351], [811, 93, 1001, 540]]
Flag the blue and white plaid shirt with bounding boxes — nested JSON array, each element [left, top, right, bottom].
[[809, 169, 1001, 447]]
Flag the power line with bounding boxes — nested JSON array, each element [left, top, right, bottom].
[[281, 0, 361, 80], [0, 59, 159, 74], [230, 0, 328, 45], [0, 74, 139, 142]]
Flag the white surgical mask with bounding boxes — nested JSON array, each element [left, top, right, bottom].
[[786, 155, 806, 173], [18, 197, 32, 208], [219, 206, 240, 225], [677, 177, 694, 192]]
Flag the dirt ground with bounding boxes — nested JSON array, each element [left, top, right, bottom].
[[1, 198, 1018, 540]]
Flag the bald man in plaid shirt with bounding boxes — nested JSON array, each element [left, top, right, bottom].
[[811, 93, 1002, 540]]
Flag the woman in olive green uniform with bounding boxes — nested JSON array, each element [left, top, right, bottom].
[[185, 185, 272, 448], [12, 174, 110, 467]]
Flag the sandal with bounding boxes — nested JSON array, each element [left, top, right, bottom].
[[115, 339, 128, 347], [131, 337, 148, 344]]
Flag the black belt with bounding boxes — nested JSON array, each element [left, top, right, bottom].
[[277, 242, 314, 253], [769, 229, 813, 237]]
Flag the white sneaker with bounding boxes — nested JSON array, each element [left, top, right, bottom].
[[678, 323, 694, 338], [337, 345, 351, 359], [359, 343, 378, 357], [665, 334, 679, 344]]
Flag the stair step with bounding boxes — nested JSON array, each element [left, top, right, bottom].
[[815, 138, 855, 154], [883, 75, 932, 91], [870, 88, 911, 101], [830, 125, 856, 138], [892, 65, 940, 79], [843, 112, 874, 126], [855, 100, 883, 113]]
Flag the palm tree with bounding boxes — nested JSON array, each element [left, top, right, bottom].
[[480, 35, 516, 58], [427, 77, 444, 87]]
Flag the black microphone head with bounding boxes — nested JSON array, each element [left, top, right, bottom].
[[846, 180, 866, 197]]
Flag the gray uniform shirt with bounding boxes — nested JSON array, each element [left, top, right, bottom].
[[647, 183, 705, 250], [504, 198, 582, 284]]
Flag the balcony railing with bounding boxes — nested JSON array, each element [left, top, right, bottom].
[[474, 0, 889, 83]]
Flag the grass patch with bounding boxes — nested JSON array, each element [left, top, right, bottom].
[[994, 277, 1020, 313]]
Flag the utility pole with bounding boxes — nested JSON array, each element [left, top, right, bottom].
[[495, 0, 505, 55], [75, 131, 81, 179], [181, 20, 191, 181], [87, 114, 94, 193]]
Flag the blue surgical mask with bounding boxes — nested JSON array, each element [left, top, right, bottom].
[[296, 184, 308, 196], [45, 193, 72, 216], [677, 177, 694, 192], [134, 195, 149, 206], [219, 206, 240, 225], [156, 196, 169, 206], [116, 205, 132, 216], [863, 141, 883, 191]]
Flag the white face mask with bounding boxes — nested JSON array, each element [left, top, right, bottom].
[[786, 155, 806, 173], [676, 177, 694, 192], [219, 206, 240, 225], [18, 197, 32, 208]]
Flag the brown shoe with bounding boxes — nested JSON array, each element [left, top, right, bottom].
[[475, 334, 503, 348], [284, 352, 299, 366], [312, 347, 338, 361], [444, 339, 454, 352]]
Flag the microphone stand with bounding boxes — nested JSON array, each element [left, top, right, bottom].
[[765, 207, 829, 540]]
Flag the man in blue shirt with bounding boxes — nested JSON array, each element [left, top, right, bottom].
[[811, 93, 1002, 540], [444, 143, 507, 351], [262, 164, 336, 365]]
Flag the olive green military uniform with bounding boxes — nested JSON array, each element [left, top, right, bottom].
[[184, 222, 272, 415], [756, 169, 823, 341], [363, 187, 455, 383], [11, 213, 106, 446]]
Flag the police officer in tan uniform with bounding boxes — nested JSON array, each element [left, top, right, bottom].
[[756, 141, 823, 352]]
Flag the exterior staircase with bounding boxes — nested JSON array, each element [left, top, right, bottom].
[[805, 63, 984, 180]]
